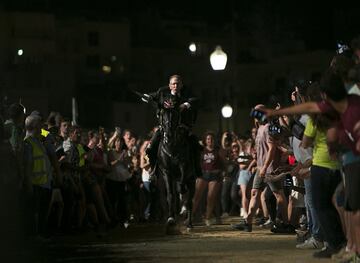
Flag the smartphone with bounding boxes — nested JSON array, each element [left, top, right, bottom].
[[250, 108, 267, 122], [269, 124, 281, 135]]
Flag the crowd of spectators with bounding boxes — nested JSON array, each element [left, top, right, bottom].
[[1, 36, 360, 263]]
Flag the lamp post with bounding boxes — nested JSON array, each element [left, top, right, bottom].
[[221, 104, 233, 118], [210, 45, 228, 134], [221, 104, 233, 131], [189, 42, 197, 53], [210, 46, 227, 70]]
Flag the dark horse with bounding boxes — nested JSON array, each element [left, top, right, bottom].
[[156, 103, 196, 233]]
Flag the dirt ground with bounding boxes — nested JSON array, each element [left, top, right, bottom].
[[21, 217, 332, 263]]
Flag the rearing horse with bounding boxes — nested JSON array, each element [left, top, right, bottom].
[[156, 99, 196, 233]]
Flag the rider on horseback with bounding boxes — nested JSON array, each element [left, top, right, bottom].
[[143, 75, 202, 188]]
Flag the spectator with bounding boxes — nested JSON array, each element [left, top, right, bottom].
[[232, 104, 292, 233], [23, 114, 52, 238], [107, 136, 131, 227], [192, 131, 224, 226]]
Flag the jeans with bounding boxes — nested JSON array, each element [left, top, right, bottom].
[[310, 166, 345, 249], [221, 177, 241, 214], [143, 181, 151, 218], [304, 177, 323, 241]]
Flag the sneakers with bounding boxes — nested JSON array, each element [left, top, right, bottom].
[[204, 219, 212, 227], [295, 229, 311, 243], [221, 212, 229, 219], [331, 247, 358, 262], [296, 237, 324, 249], [313, 246, 341, 258], [271, 223, 296, 234], [260, 218, 274, 229], [255, 217, 267, 226], [231, 222, 252, 232]]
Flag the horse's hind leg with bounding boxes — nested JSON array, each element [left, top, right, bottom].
[[162, 172, 178, 234], [185, 179, 195, 231]]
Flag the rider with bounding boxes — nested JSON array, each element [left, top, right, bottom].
[[144, 75, 202, 183]]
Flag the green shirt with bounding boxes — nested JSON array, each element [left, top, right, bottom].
[[304, 118, 339, 170]]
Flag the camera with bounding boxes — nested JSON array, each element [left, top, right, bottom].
[[268, 123, 282, 136], [249, 108, 267, 122], [336, 42, 350, 55]]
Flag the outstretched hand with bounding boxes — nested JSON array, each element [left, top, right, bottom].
[[257, 106, 275, 118]]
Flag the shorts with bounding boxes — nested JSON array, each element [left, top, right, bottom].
[[343, 160, 360, 211], [201, 171, 222, 182], [237, 170, 253, 186], [252, 170, 283, 192]]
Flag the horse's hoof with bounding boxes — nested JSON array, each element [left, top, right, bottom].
[[186, 226, 193, 233], [167, 217, 176, 226]]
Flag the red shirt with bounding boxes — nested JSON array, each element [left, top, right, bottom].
[[317, 95, 360, 155], [201, 148, 223, 172]]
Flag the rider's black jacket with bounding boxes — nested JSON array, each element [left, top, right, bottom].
[[149, 86, 199, 129]]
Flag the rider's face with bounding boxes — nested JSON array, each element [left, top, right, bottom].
[[169, 77, 182, 94]]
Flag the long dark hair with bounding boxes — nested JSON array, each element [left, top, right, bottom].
[[306, 82, 336, 131]]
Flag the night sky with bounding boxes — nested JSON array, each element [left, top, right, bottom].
[[2, 0, 360, 50]]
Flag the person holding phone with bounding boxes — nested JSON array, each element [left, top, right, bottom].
[[232, 104, 293, 233]]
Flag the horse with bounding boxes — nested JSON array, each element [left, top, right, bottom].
[[155, 103, 196, 233]]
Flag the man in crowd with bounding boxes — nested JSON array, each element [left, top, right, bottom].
[[233, 104, 293, 233], [23, 114, 52, 237]]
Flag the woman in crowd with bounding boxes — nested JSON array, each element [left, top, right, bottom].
[[192, 131, 224, 226]]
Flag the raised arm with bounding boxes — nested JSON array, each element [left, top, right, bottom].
[[262, 102, 321, 118]]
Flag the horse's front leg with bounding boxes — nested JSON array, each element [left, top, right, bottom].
[[162, 170, 176, 224]]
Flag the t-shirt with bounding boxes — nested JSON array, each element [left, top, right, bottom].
[[317, 95, 360, 155], [201, 148, 223, 172], [304, 118, 339, 170], [255, 123, 280, 173], [290, 115, 313, 164]]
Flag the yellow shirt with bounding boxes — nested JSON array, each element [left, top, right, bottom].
[[304, 118, 338, 170]]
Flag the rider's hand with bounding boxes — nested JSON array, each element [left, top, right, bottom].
[[164, 100, 173, 109], [179, 103, 187, 111]]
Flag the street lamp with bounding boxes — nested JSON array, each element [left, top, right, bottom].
[[221, 104, 233, 118], [17, 49, 24, 56], [189, 43, 197, 53], [210, 45, 227, 70]]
